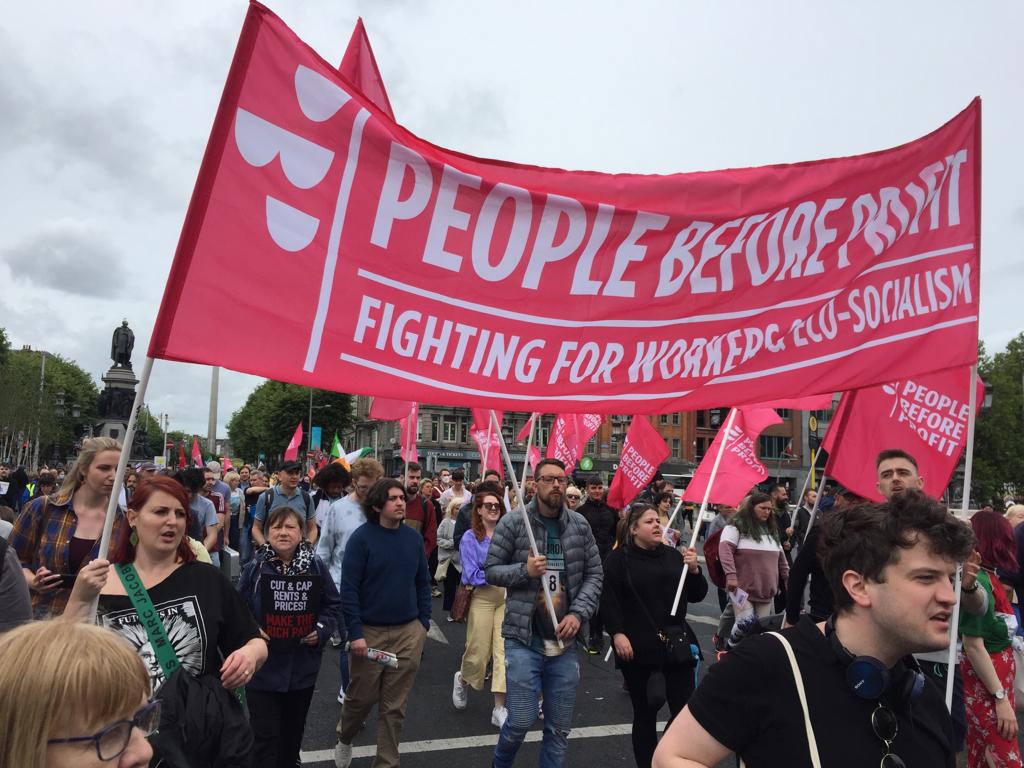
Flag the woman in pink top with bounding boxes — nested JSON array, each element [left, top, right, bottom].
[[718, 492, 788, 648]]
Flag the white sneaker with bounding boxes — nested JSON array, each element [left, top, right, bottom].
[[334, 740, 353, 768], [452, 670, 469, 710], [491, 706, 508, 728], [337, 690, 345, 705]]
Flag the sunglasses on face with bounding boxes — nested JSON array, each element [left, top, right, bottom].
[[479, 502, 502, 511], [566, 494, 581, 500]]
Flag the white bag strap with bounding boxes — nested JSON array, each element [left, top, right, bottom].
[[765, 631, 822, 768]]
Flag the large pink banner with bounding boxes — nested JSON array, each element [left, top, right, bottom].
[[150, 3, 981, 414]]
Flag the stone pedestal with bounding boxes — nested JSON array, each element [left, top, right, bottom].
[[96, 366, 139, 444]]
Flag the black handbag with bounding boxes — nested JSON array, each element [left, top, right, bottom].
[[623, 550, 702, 666]]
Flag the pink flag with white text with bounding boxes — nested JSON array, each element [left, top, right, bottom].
[[545, 413, 602, 474], [607, 416, 671, 509], [823, 365, 983, 501], [683, 406, 783, 506]]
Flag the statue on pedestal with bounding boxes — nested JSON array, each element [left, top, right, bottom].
[[111, 320, 135, 369]]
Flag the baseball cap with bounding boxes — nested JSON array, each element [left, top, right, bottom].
[[136, 461, 158, 473], [279, 460, 302, 473]]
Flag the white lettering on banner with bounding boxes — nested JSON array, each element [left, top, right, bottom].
[[886, 379, 972, 457], [618, 445, 656, 486], [723, 426, 764, 470]]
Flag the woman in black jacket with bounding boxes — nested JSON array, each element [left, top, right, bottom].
[[602, 503, 707, 768]]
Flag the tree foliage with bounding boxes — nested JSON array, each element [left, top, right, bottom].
[[227, 381, 354, 465], [974, 333, 1024, 503], [0, 347, 99, 466]]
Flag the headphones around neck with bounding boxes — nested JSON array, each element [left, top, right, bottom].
[[825, 616, 926, 708]]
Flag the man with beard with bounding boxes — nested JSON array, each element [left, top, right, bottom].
[[485, 458, 602, 768], [768, 483, 792, 613], [655, 491, 973, 768], [401, 462, 436, 562], [576, 474, 616, 654]]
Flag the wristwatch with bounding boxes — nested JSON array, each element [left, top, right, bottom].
[[993, 689, 1007, 701]]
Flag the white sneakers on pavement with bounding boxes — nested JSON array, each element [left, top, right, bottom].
[[452, 670, 469, 710], [491, 706, 508, 728], [334, 740, 353, 768]]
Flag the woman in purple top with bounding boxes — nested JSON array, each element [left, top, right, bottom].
[[452, 491, 508, 728]]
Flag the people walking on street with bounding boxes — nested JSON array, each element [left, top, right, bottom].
[[239, 505, 342, 768], [576, 474, 616, 654], [484, 458, 603, 768], [437, 497, 463, 619], [10, 436, 127, 618], [253, 460, 318, 548], [334, 479, 431, 768], [602, 503, 707, 768], [719, 492, 788, 648], [452, 490, 508, 727]]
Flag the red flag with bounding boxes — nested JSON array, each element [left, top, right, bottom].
[[177, 442, 186, 469], [823, 365, 983, 501], [683, 406, 783, 506], [470, 410, 504, 478], [284, 422, 303, 461], [337, 18, 395, 121], [607, 416, 671, 509], [191, 438, 203, 467], [222, 456, 235, 471], [370, 397, 415, 421], [399, 403, 418, 464], [147, 4, 979, 417], [545, 413, 602, 474], [517, 413, 538, 443], [757, 394, 834, 411], [528, 445, 542, 472]]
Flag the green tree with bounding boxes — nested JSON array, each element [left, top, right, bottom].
[[0, 327, 9, 371], [0, 347, 99, 466], [227, 382, 354, 465], [974, 334, 1024, 503]]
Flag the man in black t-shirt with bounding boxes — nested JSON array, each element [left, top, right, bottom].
[[653, 491, 974, 768]]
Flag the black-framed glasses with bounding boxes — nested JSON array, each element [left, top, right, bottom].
[[566, 495, 581, 500], [871, 703, 906, 768], [537, 475, 568, 486], [480, 502, 502, 511], [48, 699, 161, 761]]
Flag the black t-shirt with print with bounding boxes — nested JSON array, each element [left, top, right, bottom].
[[686, 616, 954, 768], [98, 561, 261, 693]]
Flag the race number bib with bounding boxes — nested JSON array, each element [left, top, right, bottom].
[[544, 570, 561, 596]]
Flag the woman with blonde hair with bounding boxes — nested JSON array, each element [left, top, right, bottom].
[[437, 496, 464, 620], [10, 436, 127, 617], [452, 490, 508, 727], [0, 620, 156, 768]]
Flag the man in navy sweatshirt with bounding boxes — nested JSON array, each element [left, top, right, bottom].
[[335, 478, 432, 768]]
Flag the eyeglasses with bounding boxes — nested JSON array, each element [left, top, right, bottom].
[[479, 502, 502, 511], [871, 703, 906, 768], [537, 476, 568, 486], [48, 699, 161, 761], [566, 494, 581, 500]]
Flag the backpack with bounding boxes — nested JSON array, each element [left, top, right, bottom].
[[703, 527, 727, 588]]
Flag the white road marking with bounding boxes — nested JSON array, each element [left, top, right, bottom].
[[300, 721, 668, 763], [427, 618, 449, 645]]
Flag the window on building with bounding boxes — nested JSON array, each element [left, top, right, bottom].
[[709, 409, 723, 428], [587, 439, 596, 455], [442, 418, 458, 443], [610, 436, 619, 456], [671, 413, 680, 425], [672, 438, 681, 457], [696, 411, 706, 428], [695, 437, 706, 458], [459, 418, 469, 444], [759, 435, 790, 459], [777, 409, 791, 419], [659, 414, 668, 425], [430, 415, 440, 443]]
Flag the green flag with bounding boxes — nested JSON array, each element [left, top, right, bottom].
[[330, 433, 343, 459]]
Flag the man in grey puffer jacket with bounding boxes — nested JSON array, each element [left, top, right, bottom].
[[484, 458, 602, 768]]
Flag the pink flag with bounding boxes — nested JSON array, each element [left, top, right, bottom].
[[517, 413, 538, 443], [370, 397, 415, 421], [757, 394, 834, 411], [190, 438, 203, 467], [823, 365, 983, 501], [284, 422, 303, 461], [528, 445, 542, 472], [545, 413, 603, 474], [470, 410, 504, 478], [607, 416, 670, 509], [338, 18, 395, 121], [399, 403, 419, 464], [683, 406, 783, 506]]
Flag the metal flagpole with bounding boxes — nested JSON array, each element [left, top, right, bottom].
[[90, 356, 154, 621], [945, 363, 978, 710], [490, 410, 563, 648], [671, 408, 739, 616]]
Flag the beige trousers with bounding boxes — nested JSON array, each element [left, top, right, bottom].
[[459, 584, 506, 693]]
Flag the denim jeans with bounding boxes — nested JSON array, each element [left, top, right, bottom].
[[492, 639, 579, 768]]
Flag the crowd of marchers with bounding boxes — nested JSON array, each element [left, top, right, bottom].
[[0, 443, 1022, 768]]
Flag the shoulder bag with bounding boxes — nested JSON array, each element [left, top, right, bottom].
[[761, 632, 822, 768], [623, 549, 701, 665], [115, 563, 253, 768], [450, 583, 474, 622]]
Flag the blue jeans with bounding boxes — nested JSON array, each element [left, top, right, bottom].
[[493, 639, 580, 768], [240, 522, 254, 564]]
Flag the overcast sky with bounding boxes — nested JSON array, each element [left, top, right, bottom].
[[1, 1, 1020, 439]]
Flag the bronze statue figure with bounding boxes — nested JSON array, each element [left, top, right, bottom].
[[111, 320, 135, 368]]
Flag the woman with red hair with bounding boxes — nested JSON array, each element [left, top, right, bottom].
[[66, 475, 267, 766], [960, 509, 1021, 767]]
